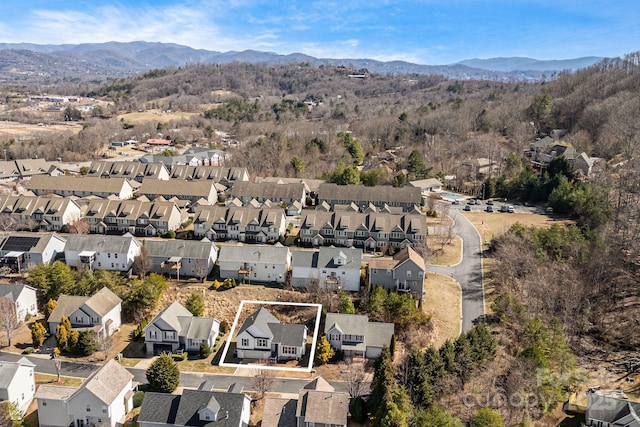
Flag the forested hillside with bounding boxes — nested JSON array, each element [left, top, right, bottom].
[[2, 51, 640, 425]]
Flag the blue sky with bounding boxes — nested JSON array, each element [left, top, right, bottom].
[[1, 1, 638, 64]]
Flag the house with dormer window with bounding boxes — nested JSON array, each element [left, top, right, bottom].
[[138, 382, 251, 427], [235, 307, 307, 362], [291, 247, 363, 291]]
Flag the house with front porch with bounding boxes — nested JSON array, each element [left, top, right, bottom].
[[324, 313, 394, 359], [291, 247, 363, 292], [35, 359, 135, 427], [368, 247, 426, 297], [235, 307, 307, 362], [47, 287, 122, 337], [143, 301, 220, 356]]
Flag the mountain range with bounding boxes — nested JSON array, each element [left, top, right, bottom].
[[0, 41, 605, 83]]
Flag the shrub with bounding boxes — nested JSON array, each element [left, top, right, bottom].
[[147, 354, 180, 393], [211, 280, 222, 290], [132, 317, 150, 341], [23, 347, 35, 355], [132, 391, 145, 408], [219, 321, 230, 335], [222, 278, 236, 290], [171, 352, 187, 362], [199, 342, 212, 359], [349, 397, 367, 423]]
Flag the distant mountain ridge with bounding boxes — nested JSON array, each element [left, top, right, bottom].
[[0, 41, 605, 83]]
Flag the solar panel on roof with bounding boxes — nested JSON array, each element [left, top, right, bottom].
[[1, 236, 41, 252]]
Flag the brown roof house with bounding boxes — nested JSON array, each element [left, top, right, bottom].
[[262, 376, 348, 427], [35, 359, 135, 427]]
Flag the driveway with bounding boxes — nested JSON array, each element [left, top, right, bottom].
[[428, 211, 485, 333]]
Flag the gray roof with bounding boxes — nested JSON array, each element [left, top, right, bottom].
[[48, 295, 88, 324], [318, 183, 421, 206], [237, 307, 306, 347], [0, 357, 35, 390], [148, 301, 219, 339], [143, 238, 216, 260], [64, 234, 140, 253], [297, 389, 349, 426], [138, 389, 248, 427], [27, 175, 131, 194], [230, 181, 305, 201], [138, 178, 216, 198], [325, 313, 394, 349], [588, 390, 640, 424], [218, 244, 290, 265], [291, 247, 362, 270], [0, 283, 36, 302]]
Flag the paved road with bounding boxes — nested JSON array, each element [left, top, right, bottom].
[[0, 351, 355, 395], [428, 210, 485, 333]]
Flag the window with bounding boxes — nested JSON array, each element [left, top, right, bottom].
[[108, 253, 111, 258], [114, 253, 118, 258], [86, 404, 91, 412], [42, 401, 47, 407], [282, 346, 297, 355], [241, 338, 249, 347], [386, 269, 391, 275], [257, 338, 268, 347], [406, 270, 412, 277], [102, 407, 107, 414], [149, 331, 157, 339]]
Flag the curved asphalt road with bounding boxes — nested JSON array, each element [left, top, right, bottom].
[[428, 211, 485, 333]]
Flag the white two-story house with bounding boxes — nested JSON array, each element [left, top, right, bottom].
[[291, 247, 363, 292], [324, 312, 394, 359], [36, 359, 135, 427], [64, 234, 141, 272], [0, 283, 38, 322], [0, 357, 36, 413]]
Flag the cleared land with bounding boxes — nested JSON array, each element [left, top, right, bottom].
[[0, 120, 82, 138], [422, 273, 462, 347], [117, 109, 201, 123]]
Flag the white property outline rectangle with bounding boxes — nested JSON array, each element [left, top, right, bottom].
[[219, 300, 323, 372]]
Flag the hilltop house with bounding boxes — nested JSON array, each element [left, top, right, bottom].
[[0, 283, 38, 322], [138, 383, 251, 427], [35, 359, 135, 427], [47, 287, 122, 337], [291, 247, 363, 292], [217, 244, 291, 284], [235, 307, 307, 362], [368, 247, 426, 297], [324, 313, 394, 359], [64, 234, 141, 272], [262, 376, 349, 427], [0, 357, 36, 413], [143, 301, 220, 356]]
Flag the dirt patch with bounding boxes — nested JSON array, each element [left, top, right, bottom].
[[462, 212, 573, 242], [117, 109, 200, 124]]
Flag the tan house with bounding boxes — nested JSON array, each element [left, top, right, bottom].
[[83, 199, 183, 236], [85, 160, 170, 182], [0, 195, 82, 231]]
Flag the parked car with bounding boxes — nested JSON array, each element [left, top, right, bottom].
[[463, 204, 471, 211], [467, 199, 475, 205], [452, 199, 460, 205], [500, 205, 509, 212], [507, 205, 515, 213], [486, 205, 494, 212], [486, 200, 494, 205]]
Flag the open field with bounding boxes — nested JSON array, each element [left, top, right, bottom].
[[0, 120, 82, 138], [423, 273, 462, 347], [461, 211, 573, 243], [427, 235, 462, 266], [117, 109, 201, 123]]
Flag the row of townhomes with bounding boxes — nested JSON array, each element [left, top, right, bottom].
[[0, 231, 426, 296]]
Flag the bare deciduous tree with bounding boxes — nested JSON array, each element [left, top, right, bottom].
[[340, 357, 369, 398], [0, 296, 18, 347], [250, 368, 275, 399]]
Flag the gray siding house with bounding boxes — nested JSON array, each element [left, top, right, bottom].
[[368, 247, 426, 297]]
